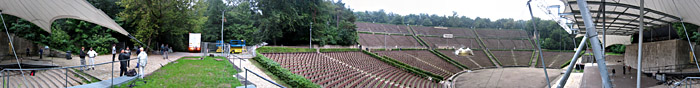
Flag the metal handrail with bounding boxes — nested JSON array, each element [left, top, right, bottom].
[[243, 67, 285, 88], [645, 64, 694, 73], [1, 58, 138, 88], [673, 77, 700, 88]]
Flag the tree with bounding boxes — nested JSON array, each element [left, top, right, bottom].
[[118, 0, 199, 51]]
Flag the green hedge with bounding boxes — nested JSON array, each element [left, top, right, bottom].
[[319, 48, 360, 52], [252, 52, 321, 88], [429, 50, 469, 69], [257, 47, 316, 53], [391, 48, 427, 51], [362, 50, 444, 82]]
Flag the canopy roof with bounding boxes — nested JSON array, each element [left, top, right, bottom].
[[562, 0, 700, 35], [0, 0, 128, 35]]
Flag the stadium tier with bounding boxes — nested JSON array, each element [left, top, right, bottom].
[[2, 69, 90, 88], [490, 50, 534, 67], [375, 50, 462, 77], [536, 51, 576, 69], [411, 26, 477, 37], [474, 29, 529, 39], [355, 22, 412, 34], [419, 37, 480, 49], [437, 50, 496, 69], [357, 33, 423, 48], [263, 52, 440, 88]]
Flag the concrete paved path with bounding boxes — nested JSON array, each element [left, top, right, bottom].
[[229, 54, 284, 88]]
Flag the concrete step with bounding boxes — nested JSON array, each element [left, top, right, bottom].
[[36, 70, 62, 87]]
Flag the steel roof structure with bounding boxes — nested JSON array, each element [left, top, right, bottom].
[[562, 0, 700, 35]]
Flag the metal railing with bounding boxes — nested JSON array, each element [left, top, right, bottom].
[[645, 64, 694, 73], [1, 58, 138, 88], [673, 77, 700, 88], [243, 67, 285, 88]]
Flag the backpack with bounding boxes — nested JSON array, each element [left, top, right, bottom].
[[126, 69, 137, 76]]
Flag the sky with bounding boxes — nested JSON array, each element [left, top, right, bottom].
[[342, 0, 566, 20]]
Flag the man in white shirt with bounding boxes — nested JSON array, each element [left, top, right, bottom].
[[137, 47, 148, 78], [87, 48, 98, 70]]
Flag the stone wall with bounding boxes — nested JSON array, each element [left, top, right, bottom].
[[624, 40, 690, 72], [0, 33, 38, 58]]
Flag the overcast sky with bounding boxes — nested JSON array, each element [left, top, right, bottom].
[[342, 0, 565, 20]]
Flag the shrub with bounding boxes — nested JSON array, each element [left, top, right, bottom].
[[257, 47, 315, 53]]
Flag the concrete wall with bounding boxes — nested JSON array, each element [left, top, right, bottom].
[[624, 40, 690, 72], [0, 33, 38, 58]]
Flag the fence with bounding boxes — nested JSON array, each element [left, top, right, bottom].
[[243, 67, 285, 88], [1, 58, 138, 88]]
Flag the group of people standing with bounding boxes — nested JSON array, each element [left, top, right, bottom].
[[78, 47, 98, 71]]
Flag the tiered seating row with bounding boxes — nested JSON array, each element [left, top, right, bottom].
[[376, 51, 462, 77], [437, 50, 496, 69], [535, 51, 576, 69], [482, 39, 534, 50], [491, 51, 533, 67], [411, 26, 477, 37], [355, 22, 411, 34], [2, 69, 86, 88], [475, 29, 529, 39], [263, 52, 441, 88], [325, 52, 439, 88], [358, 33, 422, 48], [420, 37, 480, 49]]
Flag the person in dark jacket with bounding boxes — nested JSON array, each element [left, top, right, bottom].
[[79, 47, 87, 71], [119, 49, 129, 76]]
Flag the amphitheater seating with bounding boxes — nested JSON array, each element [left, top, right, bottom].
[[1, 69, 88, 88], [420, 37, 479, 49], [263, 52, 440, 88], [491, 50, 533, 67], [355, 22, 411, 34], [358, 33, 422, 48], [536, 51, 576, 69], [375, 50, 462, 77], [474, 29, 529, 39], [438, 50, 496, 69], [411, 26, 476, 37]]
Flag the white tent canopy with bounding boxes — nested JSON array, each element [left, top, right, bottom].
[[0, 0, 128, 35], [562, 0, 700, 35]]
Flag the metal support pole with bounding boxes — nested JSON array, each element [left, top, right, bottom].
[[527, 1, 551, 88], [310, 22, 313, 48], [221, 11, 225, 56], [245, 68, 248, 86], [602, 0, 606, 62], [576, 0, 613, 88], [637, 0, 644, 88], [556, 36, 588, 88], [65, 69, 68, 87]]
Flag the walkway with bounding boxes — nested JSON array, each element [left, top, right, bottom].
[[452, 67, 561, 88], [50, 52, 199, 81], [229, 54, 284, 88]]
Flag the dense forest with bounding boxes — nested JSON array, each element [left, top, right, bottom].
[[2, 0, 357, 53]]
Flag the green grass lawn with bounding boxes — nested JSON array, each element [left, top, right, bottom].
[[117, 56, 241, 88]]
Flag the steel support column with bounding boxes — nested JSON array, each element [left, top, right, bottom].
[[527, 0, 551, 88], [576, 0, 613, 88], [636, 0, 644, 88], [556, 36, 588, 88]]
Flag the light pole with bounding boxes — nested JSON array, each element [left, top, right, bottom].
[[221, 10, 225, 56], [310, 22, 313, 49]]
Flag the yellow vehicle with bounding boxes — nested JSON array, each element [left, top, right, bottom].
[[215, 40, 246, 54]]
